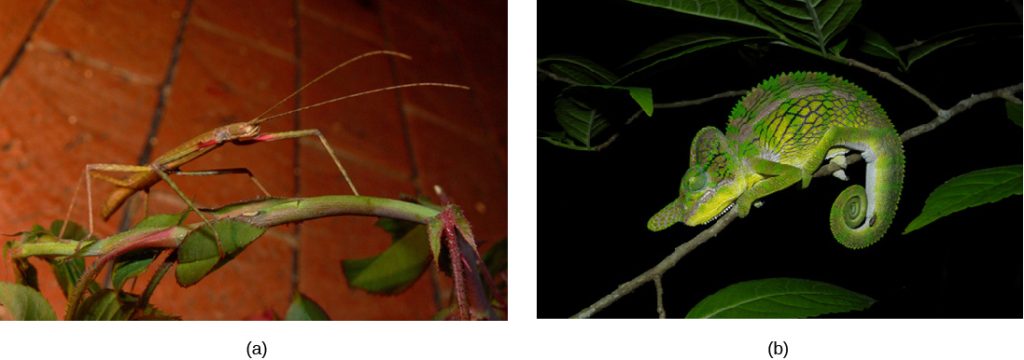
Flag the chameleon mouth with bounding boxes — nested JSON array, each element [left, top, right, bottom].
[[700, 203, 734, 225]]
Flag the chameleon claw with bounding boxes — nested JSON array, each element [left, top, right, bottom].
[[832, 169, 849, 181]]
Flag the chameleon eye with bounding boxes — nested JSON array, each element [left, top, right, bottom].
[[682, 168, 707, 192]]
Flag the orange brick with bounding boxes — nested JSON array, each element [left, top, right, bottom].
[[35, 0, 185, 82], [193, 0, 295, 57], [0, 0, 47, 68], [300, 0, 387, 47]]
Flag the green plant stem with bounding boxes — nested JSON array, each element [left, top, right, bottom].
[[7, 195, 441, 320], [11, 196, 440, 259]]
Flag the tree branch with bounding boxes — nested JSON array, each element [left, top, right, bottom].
[[573, 82, 1022, 318]]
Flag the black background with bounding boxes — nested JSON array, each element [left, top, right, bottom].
[[538, 0, 1023, 318]]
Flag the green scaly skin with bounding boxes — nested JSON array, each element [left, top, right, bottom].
[[648, 72, 904, 249]]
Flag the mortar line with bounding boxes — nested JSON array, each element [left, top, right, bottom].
[[376, 3, 444, 312], [290, 0, 303, 296], [0, 0, 56, 88], [118, 0, 194, 232]]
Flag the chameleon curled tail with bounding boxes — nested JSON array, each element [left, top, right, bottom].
[[647, 72, 904, 249], [827, 127, 904, 249]]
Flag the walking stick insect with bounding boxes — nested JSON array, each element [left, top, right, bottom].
[[58, 50, 468, 257]]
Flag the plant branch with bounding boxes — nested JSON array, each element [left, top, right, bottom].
[[654, 275, 666, 319], [574, 82, 1022, 318], [838, 57, 944, 113]]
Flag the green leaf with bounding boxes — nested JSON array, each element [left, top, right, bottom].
[[744, 0, 861, 53], [0, 282, 57, 320], [904, 165, 1023, 234], [899, 23, 1018, 69], [1005, 100, 1022, 127], [374, 217, 419, 241], [175, 220, 266, 287], [621, 34, 766, 80], [903, 36, 965, 69], [628, 87, 654, 117], [73, 289, 131, 320], [49, 220, 91, 241], [539, 131, 598, 151], [629, 0, 783, 37], [829, 37, 848, 55], [427, 217, 444, 267], [858, 27, 906, 69], [112, 257, 155, 290], [134, 212, 188, 229], [49, 257, 86, 298], [554, 97, 610, 147], [686, 278, 874, 318], [343, 225, 432, 294], [285, 292, 329, 320], [538, 55, 619, 85]]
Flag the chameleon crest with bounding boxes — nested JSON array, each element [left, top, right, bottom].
[[648, 72, 904, 249]]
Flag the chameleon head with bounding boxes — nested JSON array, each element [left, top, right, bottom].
[[648, 127, 746, 231]]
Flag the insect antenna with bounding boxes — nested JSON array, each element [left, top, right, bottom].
[[247, 50, 413, 124], [251, 82, 470, 124]]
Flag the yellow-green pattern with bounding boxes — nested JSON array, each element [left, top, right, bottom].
[[648, 72, 904, 249]]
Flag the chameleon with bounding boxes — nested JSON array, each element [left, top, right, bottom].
[[647, 72, 904, 249]]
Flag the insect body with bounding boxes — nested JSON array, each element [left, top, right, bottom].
[[60, 50, 469, 255]]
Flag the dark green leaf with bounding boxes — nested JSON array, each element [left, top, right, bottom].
[[622, 34, 766, 80], [0, 282, 57, 320], [554, 98, 610, 147], [858, 27, 905, 69], [12, 258, 39, 290], [686, 278, 874, 318], [483, 239, 508, 275], [175, 220, 266, 287], [285, 293, 330, 320], [829, 37, 848, 55], [629, 0, 783, 37], [744, 0, 861, 53], [112, 257, 156, 290], [899, 23, 1018, 69], [904, 165, 1023, 234], [342, 225, 432, 294], [539, 131, 597, 151], [374, 217, 419, 241], [538, 55, 618, 85], [904, 36, 965, 69], [1005, 100, 1022, 127]]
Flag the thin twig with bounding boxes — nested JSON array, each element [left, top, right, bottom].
[[574, 82, 1022, 318], [654, 276, 666, 319], [840, 57, 944, 113]]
